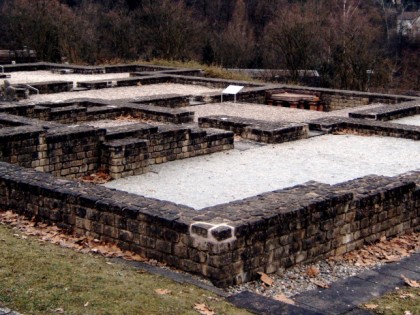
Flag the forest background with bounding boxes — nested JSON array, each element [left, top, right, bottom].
[[0, 0, 419, 93]]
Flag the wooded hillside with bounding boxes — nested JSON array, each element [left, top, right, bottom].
[[0, 0, 419, 92]]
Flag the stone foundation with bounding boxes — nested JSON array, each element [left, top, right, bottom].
[[0, 62, 419, 288], [0, 162, 417, 287], [199, 115, 308, 143]]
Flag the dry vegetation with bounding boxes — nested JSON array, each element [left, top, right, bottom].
[[0, 211, 250, 315], [0, 0, 418, 92]]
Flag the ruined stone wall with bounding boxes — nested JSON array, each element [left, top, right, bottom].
[[0, 114, 233, 180], [0, 161, 417, 287], [100, 126, 234, 179]]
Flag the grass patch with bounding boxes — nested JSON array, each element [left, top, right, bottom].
[[142, 59, 254, 82], [0, 224, 250, 315], [363, 287, 420, 315]]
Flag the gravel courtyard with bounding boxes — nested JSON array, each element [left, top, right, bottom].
[[391, 114, 420, 126], [104, 134, 420, 210]]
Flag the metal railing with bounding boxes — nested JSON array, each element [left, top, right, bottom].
[[24, 84, 39, 95]]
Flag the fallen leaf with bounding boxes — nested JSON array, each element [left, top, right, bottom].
[[257, 272, 274, 286], [364, 304, 379, 310], [274, 294, 295, 305], [155, 289, 172, 295], [84, 301, 89, 307], [384, 254, 400, 263], [54, 308, 64, 314], [310, 279, 330, 289], [401, 275, 420, 288], [399, 293, 415, 299], [306, 266, 320, 278], [404, 311, 412, 315], [194, 303, 215, 315]]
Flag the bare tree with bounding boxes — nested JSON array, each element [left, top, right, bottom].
[[135, 0, 204, 60], [263, 2, 322, 82], [214, 0, 256, 67]]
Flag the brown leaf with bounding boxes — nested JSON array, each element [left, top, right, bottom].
[[155, 289, 172, 295], [257, 272, 274, 286], [274, 294, 295, 305], [384, 254, 400, 263], [401, 275, 420, 288], [399, 293, 415, 299], [310, 279, 330, 289], [306, 266, 320, 278], [364, 304, 378, 310], [193, 303, 215, 315]]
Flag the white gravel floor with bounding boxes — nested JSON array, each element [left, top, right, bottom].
[[391, 114, 420, 126], [4, 70, 130, 88], [104, 134, 420, 210], [26, 83, 221, 102], [193, 102, 386, 123]]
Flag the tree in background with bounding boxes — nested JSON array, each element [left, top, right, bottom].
[[0, 0, 417, 93], [135, 0, 203, 60], [263, 1, 323, 82], [324, 0, 390, 90], [0, 0, 74, 61], [214, 0, 256, 68]]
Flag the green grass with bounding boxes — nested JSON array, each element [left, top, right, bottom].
[[363, 287, 420, 315], [0, 224, 250, 315], [142, 59, 254, 82]]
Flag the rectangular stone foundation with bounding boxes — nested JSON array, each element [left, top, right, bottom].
[[0, 162, 417, 287], [199, 115, 308, 143]]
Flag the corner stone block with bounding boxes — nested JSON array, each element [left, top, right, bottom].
[[191, 222, 213, 238], [211, 225, 233, 241]]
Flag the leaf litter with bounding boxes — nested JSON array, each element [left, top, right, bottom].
[[230, 233, 419, 298], [0, 210, 147, 263], [194, 303, 215, 315], [1, 209, 418, 302]]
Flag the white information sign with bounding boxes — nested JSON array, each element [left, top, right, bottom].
[[221, 85, 244, 103]]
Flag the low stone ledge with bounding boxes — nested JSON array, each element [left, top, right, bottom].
[[14, 81, 73, 94], [0, 125, 44, 140], [349, 102, 420, 121], [309, 116, 420, 140], [45, 125, 105, 142], [0, 162, 417, 287], [199, 115, 308, 143], [105, 124, 158, 141], [124, 103, 194, 124], [101, 138, 150, 179], [128, 94, 190, 108]]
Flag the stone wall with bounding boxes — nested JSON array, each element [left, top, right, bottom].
[[199, 115, 308, 143], [0, 100, 194, 125], [43, 126, 105, 178], [101, 138, 150, 179], [101, 124, 234, 178], [272, 86, 416, 111], [0, 114, 233, 180], [349, 102, 420, 121], [309, 117, 420, 140], [0, 162, 417, 287]]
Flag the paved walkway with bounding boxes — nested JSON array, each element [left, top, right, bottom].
[[228, 252, 420, 315]]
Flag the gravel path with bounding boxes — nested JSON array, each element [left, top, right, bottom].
[[4, 70, 129, 87], [27, 83, 221, 102], [193, 102, 386, 123], [391, 114, 420, 126], [104, 134, 420, 210]]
